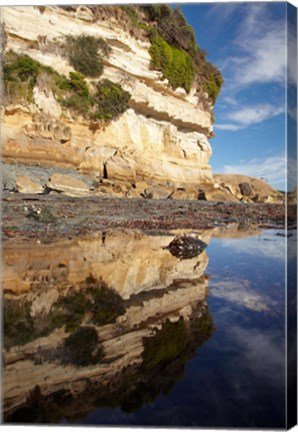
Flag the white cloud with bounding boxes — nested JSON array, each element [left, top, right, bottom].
[[211, 278, 269, 312], [227, 105, 284, 125], [216, 124, 243, 131], [223, 154, 296, 191], [223, 155, 287, 189], [230, 326, 285, 388], [215, 103, 284, 131], [228, 4, 286, 91], [220, 231, 286, 261]]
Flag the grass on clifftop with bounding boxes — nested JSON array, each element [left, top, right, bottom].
[[123, 4, 223, 101]]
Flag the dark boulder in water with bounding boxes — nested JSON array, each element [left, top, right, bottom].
[[165, 235, 207, 259]]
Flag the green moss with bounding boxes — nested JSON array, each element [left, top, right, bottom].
[[90, 79, 131, 120], [141, 5, 223, 102], [63, 326, 104, 367], [62, 35, 110, 77], [142, 318, 189, 372], [149, 35, 195, 93]]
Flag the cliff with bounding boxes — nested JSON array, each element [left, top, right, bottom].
[[1, 5, 217, 196], [1, 5, 284, 203]]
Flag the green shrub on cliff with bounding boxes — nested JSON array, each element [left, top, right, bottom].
[[199, 60, 224, 104], [62, 35, 110, 77], [86, 282, 126, 325], [3, 51, 131, 121], [3, 300, 35, 348], [59, 71, 91, 116], [142, 5, 223, 102], [51, 279, 126, 331], [89, 79, 131, 120], [3, 51, 44, 103], [63, 326, 104, 367], [142, 318, 189, 371], [149, 35, 195, 93]]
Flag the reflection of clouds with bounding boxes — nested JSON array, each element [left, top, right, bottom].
[[219, 231, 286, 260], [229, 326, 285, 388], [211, 279, 268, 312]]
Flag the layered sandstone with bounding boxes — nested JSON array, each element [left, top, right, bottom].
[[1, 6, 213, 188]]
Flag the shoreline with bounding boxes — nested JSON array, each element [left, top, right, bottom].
[[2, 193, 295, 244]]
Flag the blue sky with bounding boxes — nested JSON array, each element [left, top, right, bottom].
[[180, 2, 292, 190]]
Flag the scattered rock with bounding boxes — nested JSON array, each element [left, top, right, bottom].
[[2, 170, 16, 192], [198, 187, 238, 202], [100, 179, 114, 187], [16, 175, 44, 194], [170, 188, 198, 200], [165, 235, 207, 259], [46, 173, 91, 197], [142, 187, 173, 200], [239, 182, 254, 196]]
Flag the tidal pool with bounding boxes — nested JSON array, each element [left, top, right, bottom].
[[2, 226, 290, 428]]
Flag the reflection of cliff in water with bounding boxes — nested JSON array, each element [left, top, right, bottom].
[[3, 227, 254, 423]]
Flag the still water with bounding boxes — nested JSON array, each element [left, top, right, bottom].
[[2, 226, 289, 428]]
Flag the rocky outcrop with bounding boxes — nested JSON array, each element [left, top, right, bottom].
[[213, 174, 284, 203]]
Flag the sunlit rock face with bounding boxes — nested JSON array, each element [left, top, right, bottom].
[[1, 6, 213, 188], [2, 230, 211, 420]]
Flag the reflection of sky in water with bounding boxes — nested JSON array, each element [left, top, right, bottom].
[[219, 229, 286, 260], [75, 230, 286, 429]]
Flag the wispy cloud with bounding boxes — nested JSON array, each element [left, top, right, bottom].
[[211, 278, 269, 312], [216, 124, 243, 131], [222, 3, 286, 92], [223, 155, 286, 189], [220, 231, 286, 261], [216, 103, 284, 131]]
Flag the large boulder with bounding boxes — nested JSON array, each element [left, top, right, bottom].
[[170, 188, 198, 200], [142, 186, 173, 199], [239, 182, 254, 196], [16, 175, 44, 194], [46, 173, 91, 197]]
